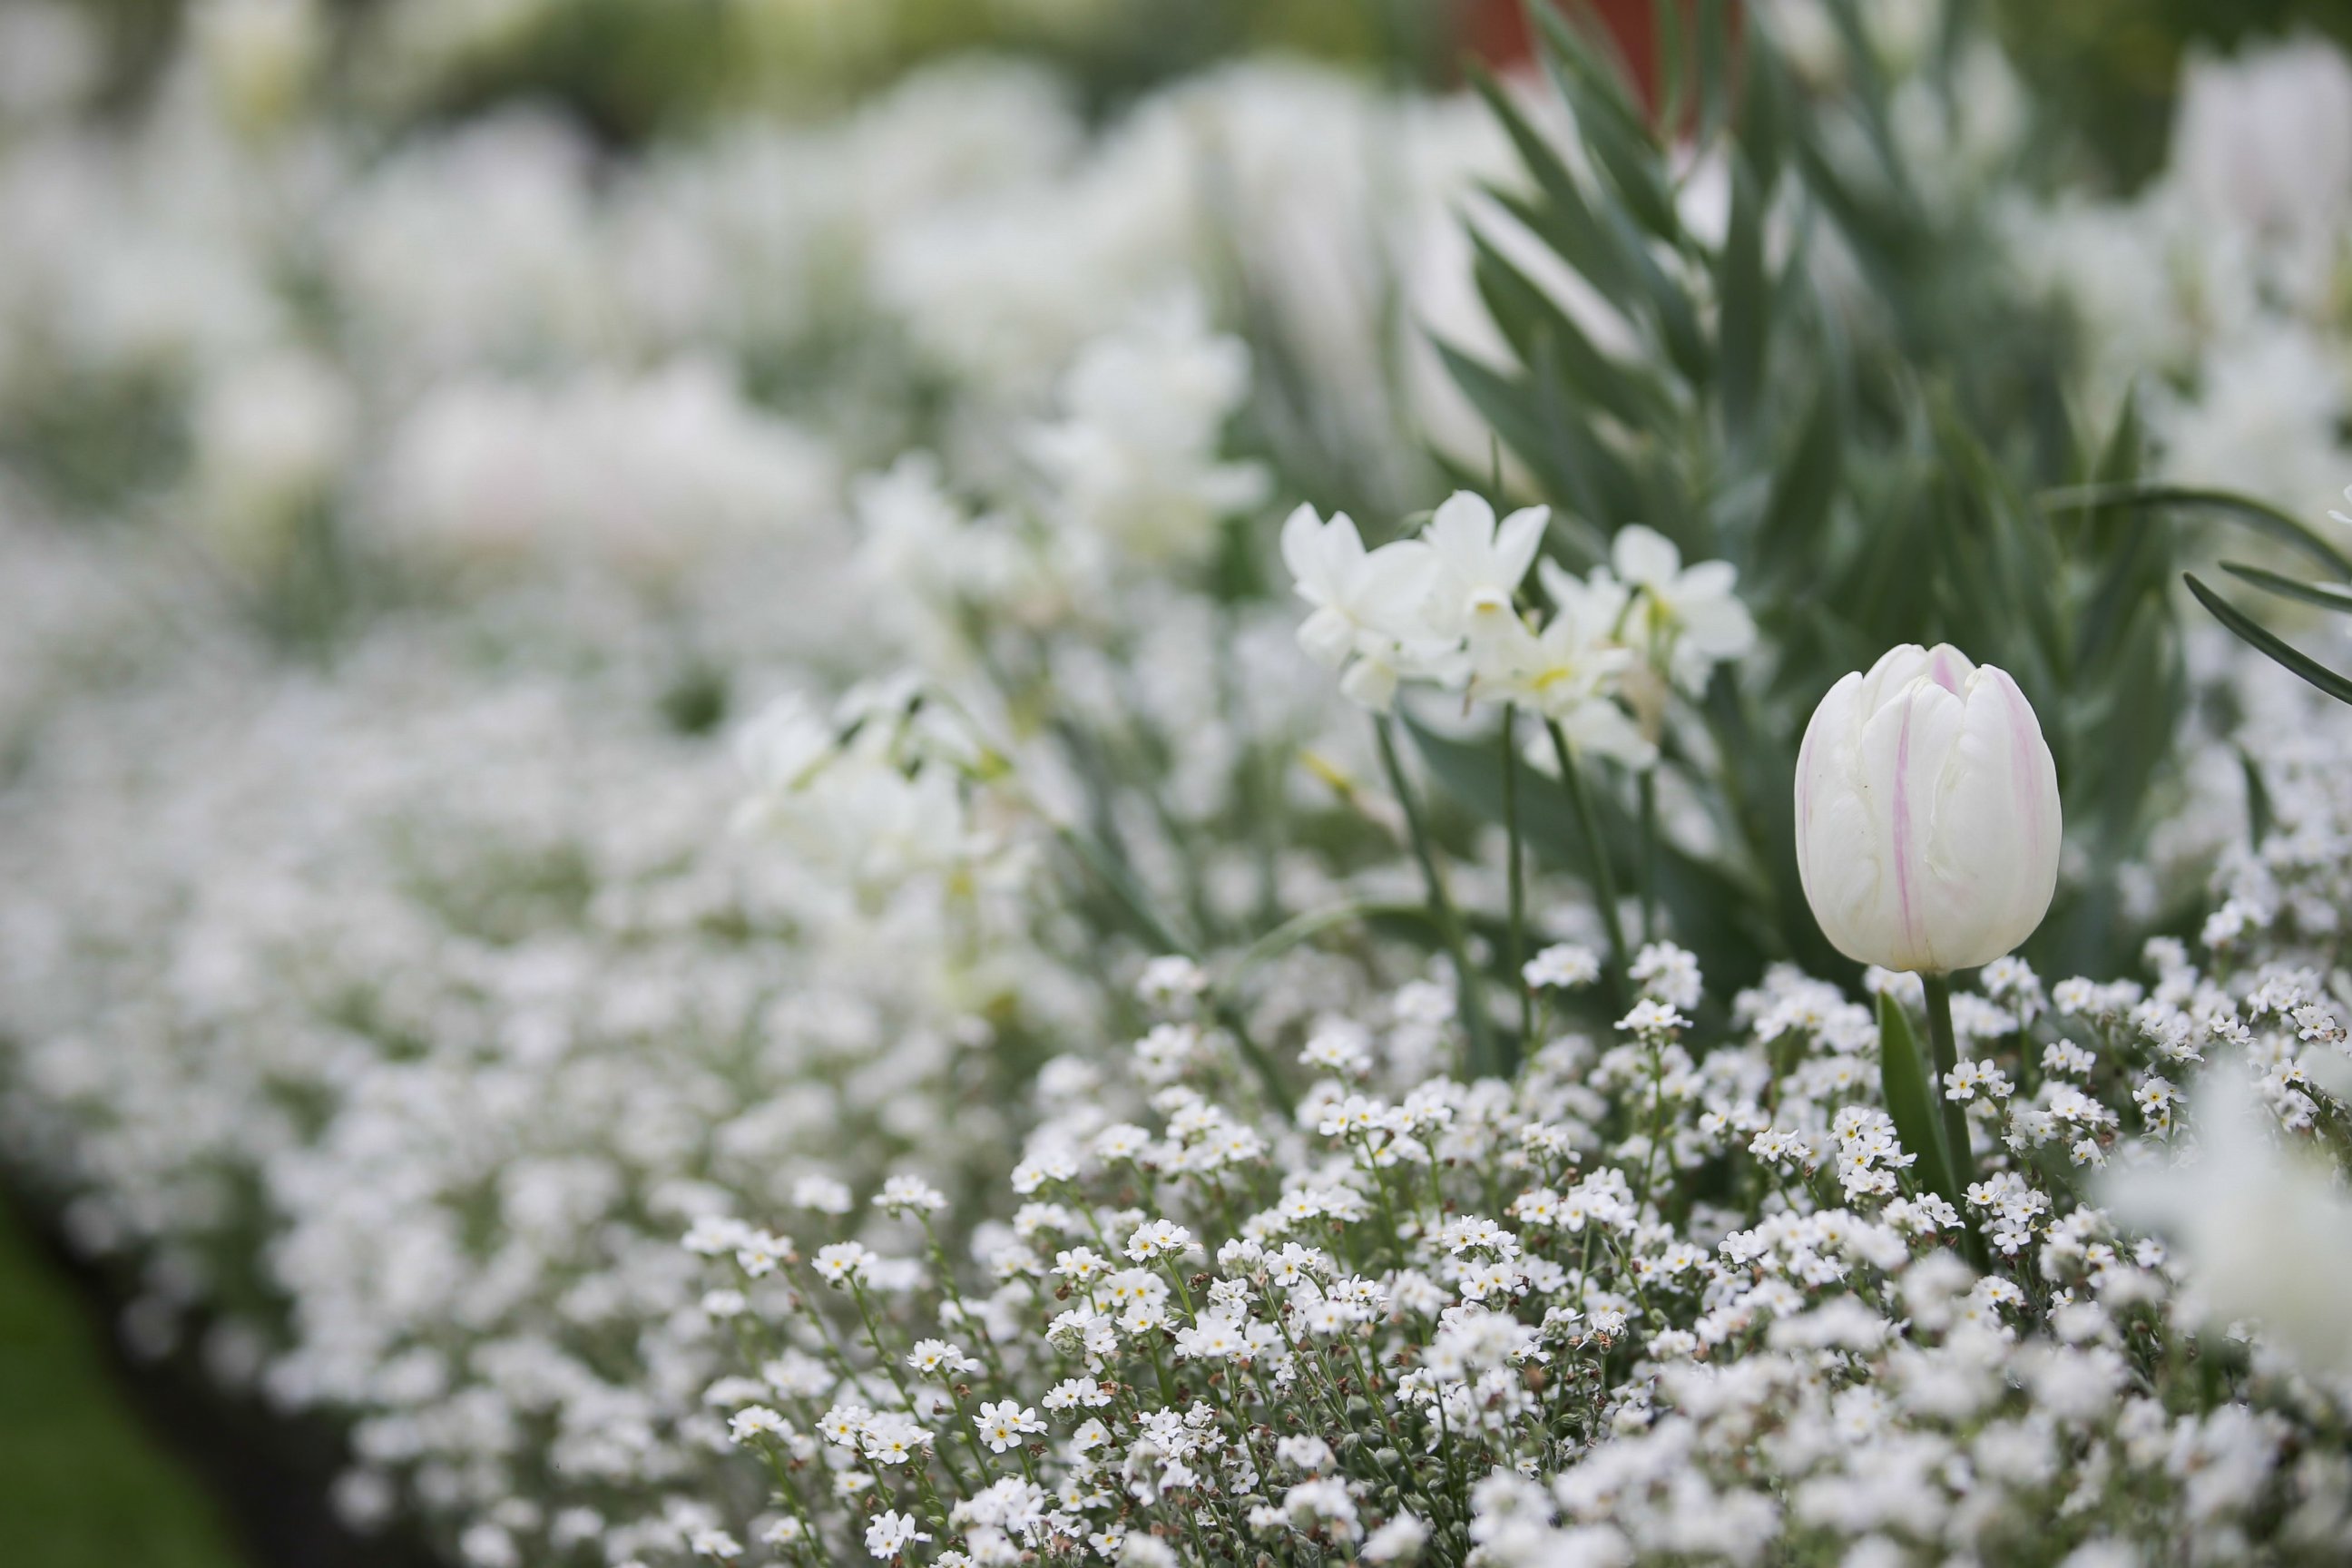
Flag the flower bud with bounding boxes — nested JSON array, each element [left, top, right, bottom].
[[1794, 643, 2061, 974]]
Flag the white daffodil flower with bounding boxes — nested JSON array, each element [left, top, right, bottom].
[[1418, 490, 1551, 647], [1608, 524, 1759, 692], [1280, 502, 1438, 710]]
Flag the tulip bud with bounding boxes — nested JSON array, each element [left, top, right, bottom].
[[1794, 643, 2061, 974]]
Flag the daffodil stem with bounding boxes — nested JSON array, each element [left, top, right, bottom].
[[1921, 975, 1979, 1196], [1375, 714, 1498, 1081], [1502, 705, 1531, 1059], [1545, 718, 1630, 1006], [1637, 768, 1659, 946]]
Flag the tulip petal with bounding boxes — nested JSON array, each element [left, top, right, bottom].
[[1859, 677, 1966, 972]]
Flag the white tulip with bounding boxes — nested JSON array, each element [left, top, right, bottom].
[[1794, 643, 2061, 975]]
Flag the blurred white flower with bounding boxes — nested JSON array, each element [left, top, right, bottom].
[[1026, 297, 1269, 565], [1606, 524, 1758, 694], [188, 348, 353, 573], [191, 0, 323, 138], [377, 360, 836, 579], [2105, 1064, 2352, 1378]]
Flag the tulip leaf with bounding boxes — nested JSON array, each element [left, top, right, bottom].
[[1877, 993, 1960, 1210], [2184, 573, 2352, 708], [1732, 5, 1788, 186]]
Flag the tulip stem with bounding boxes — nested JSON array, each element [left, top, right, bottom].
[[1920, 975, 1979, 1197], [1375, 714, 1499, 1081], [1545, 718, 1630, 1006], [1502, 706, 1531, 1053]]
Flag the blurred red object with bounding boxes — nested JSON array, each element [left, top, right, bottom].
[[1458, 0, 1671, 106]]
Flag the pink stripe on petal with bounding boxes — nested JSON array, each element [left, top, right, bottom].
[[1926, 646, 1966, 694]]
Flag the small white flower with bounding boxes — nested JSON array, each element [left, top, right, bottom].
[[864, 1509, 928, 1560], [975, 1400, 1044, 1453], [876, 1174, 948, 1216], [812, 1241, 877, 1285], [1123, 1219, 1194, 1262], [1523, 944, 1601, 990]]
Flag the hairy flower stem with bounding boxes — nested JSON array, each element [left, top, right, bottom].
[[1375, 714, 1497, 1080], [1503, 705, 1531, 1063], [1545, 719, 1630, 1006]]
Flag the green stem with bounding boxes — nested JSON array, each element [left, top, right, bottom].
[[1637, 766, 1659, 946], [1052, 821, 1191, 957], [1375, 714, 1497, 1080], [1922, 975, 1993, 1273], [1921, 975, 1976, 1194], [1544, 719, 1630, 1004], [1212, 996, 1298, 1122], [1218, 898, 1433, 995], [1502, 704, 1531, 1067]]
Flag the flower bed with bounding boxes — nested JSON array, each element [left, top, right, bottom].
[[4, 4, 2352, 1567]]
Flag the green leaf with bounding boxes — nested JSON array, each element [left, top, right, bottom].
[[1525, 331, 1651, 528], [2239, 744, 2272, 848], [2184, 573, 2352, 707], [2061, 595, 2180, 866], [1694, 0, 1733, 144], [1469, 228, 1675, 432], [1716, 152, 1768, 450], [1434, 340, 1587, 509], [2219, 561, 2352, 615], [1651, 0, 1691, 140], [2042, 483, 2352, 580], [1220, 898, 1434, 995], [1735, 15, 1790, 188], [1878, 994, 1960, 1209], [1534, 7, 1681, 242], [1470, 77, 1642, 308], [1750, 380, 1841, 573]]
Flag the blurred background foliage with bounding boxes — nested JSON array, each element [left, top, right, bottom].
[[44, 0, 2352, 151], [1992, 0, 2352, 189], [60, 0, 1431, 138]]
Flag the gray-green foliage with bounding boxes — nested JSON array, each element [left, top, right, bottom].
[[1425, 0, 2189, 994]]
